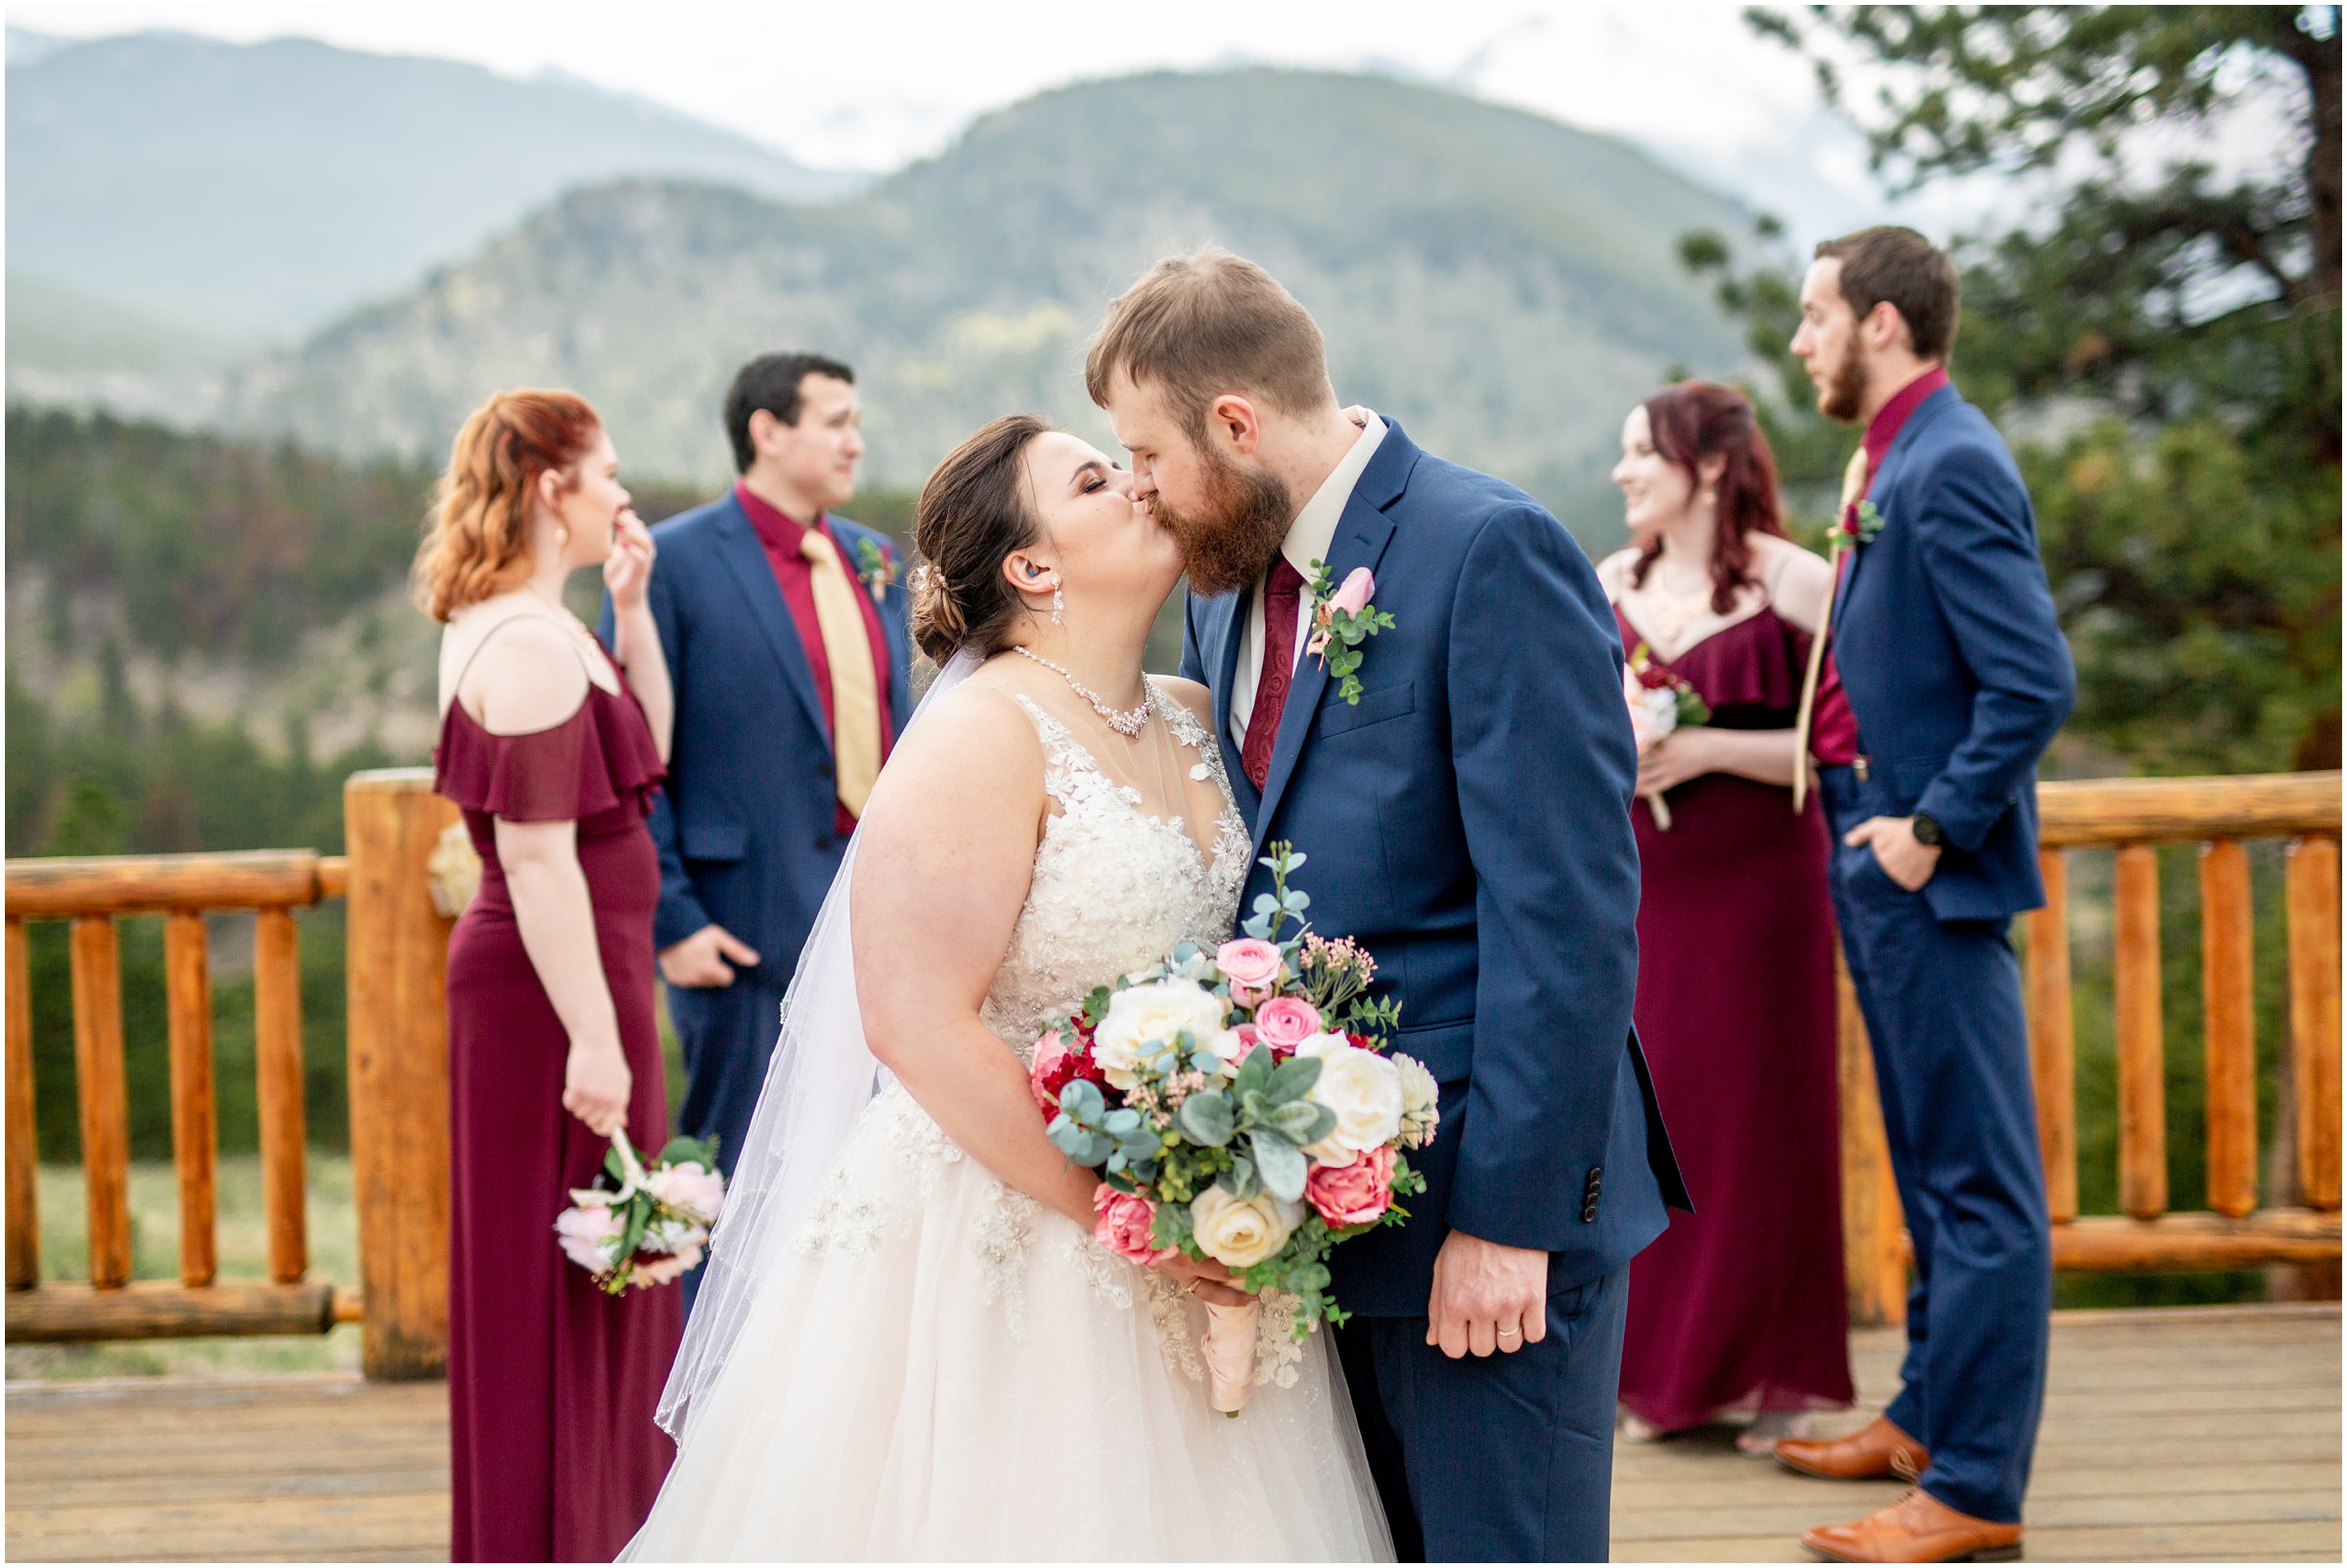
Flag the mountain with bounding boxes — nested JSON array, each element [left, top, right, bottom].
[[5, 30, 862, 344], [229, 67, 1752, 535], [5, 270, 247, 423]]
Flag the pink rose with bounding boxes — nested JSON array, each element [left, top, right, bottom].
[[647, 1162, 725, 1226], [1093, 1184, 1173, 1264], [1216, 939, 1285, 1008], [1252, 996, 1324, 1054], [1304, 1143, 1397, 1228], [554, 1198, 622, 1273], [1330, 566, 1375, 617]]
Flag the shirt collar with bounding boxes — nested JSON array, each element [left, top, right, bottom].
[[735, 480, 825, 551], [1863, 366, 1950, 473], [1280, 414, 1387, 579]]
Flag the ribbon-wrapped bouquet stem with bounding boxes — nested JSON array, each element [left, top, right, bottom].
[[1029, 843, 1438, 1413]]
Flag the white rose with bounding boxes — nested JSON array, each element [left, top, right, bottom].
[[1203, 1028, 1251, 1077], [1190, 1185, 1306, 1269], [1092, 978, 1230, 1090], [1394, 1053, 1440, 1148], [1296, 1034, 1405, 1164]]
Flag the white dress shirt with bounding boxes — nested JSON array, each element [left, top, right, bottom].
[[1229, 414, 1387, 750]]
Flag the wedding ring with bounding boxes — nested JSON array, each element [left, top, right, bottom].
[[1497, 1326, 1521, 1338]]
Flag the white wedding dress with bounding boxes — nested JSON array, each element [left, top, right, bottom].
[[623, 683, 1392, 1561]]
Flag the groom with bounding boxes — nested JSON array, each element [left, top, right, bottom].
[[1091, 247, 1688, 1562]]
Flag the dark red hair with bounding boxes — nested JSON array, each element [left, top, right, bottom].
[[1629, 381, 1786, 613]]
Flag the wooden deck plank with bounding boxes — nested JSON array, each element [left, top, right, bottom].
[[5, 1304, 2337, 1563]]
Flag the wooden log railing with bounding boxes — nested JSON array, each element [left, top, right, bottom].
[[6, 850, 348, 1340], [3, 770, 457, 1377], [1840, 772, 2344, 1324]]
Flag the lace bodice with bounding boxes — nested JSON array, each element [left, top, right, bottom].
[[979, 682, 1249, 1053]]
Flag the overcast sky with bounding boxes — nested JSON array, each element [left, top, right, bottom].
[[13, 1, 2306, 249], [10, 1, 1931, 235]]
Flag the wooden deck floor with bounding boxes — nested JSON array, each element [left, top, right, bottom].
[[5, 1304, 2336, 1562]]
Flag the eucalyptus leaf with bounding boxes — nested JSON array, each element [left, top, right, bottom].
[[1103, 1107, 1142, 1135], [1223, 1155, 1262, 1200], [1177, 1091, 1236, 1146], [1267, 1055, 1322, 1103], [1250, 1130, 1309, 1203], [1059, 1079, 1106, 1123], [1268, 1099, 1325, 1141]]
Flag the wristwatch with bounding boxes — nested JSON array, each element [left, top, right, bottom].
[[1911, 812, 1946, 848]]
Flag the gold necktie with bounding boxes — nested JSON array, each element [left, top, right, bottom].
[[1790, 445, 1873, 814], [799, 530, 882, 818]]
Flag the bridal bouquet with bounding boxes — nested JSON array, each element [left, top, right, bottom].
[[554, 1130, 726, 1294], [1029, 843, 1437, 1412], [1623, 642, 1710, 830]]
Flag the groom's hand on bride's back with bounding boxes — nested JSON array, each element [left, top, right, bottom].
[[1426, 1230, 1549, 1359], [658, 922, 761, 988]]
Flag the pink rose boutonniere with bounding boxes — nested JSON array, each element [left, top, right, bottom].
[[1303, 561, 1394, 704]]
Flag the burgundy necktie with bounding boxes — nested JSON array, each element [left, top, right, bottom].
[[1242, 556, 1308, 791]]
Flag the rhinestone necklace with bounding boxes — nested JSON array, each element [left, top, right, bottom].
[[1011, 646, 1151, 738]]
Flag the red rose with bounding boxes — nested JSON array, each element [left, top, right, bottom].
[[1028, 1028, 1105, 1117], [1636, 662, 1676, 691]]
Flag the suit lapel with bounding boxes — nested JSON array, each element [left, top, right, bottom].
[[1202, 589, 1258, 817], [1248, 429, 1414, 859], [711, 497, 830, 743]]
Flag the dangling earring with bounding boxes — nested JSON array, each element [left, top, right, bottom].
[[1051, 582, 1064, 625], [1698, 488, 1717, 510], [556, 525, 570, 550]]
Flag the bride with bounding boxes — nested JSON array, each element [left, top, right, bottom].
[[623, 416, 1391, 1560]]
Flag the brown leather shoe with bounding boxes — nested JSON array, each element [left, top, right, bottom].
[[1776, 1414, 1929, 1481], [1801, 1489, 2023, 1563]]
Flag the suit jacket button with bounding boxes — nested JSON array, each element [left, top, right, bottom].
[[819, 762, 834, 780], [814, 834, 833, 851], [1581, 1203, 1599, 1223]]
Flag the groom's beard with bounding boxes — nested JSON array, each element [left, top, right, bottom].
[[1819, 348, 1870, 425], [1154, 444, 1294, 599]]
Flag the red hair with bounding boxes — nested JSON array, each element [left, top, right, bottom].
[[413, 389, 603, 621], [1629, 381, 1787, 613]]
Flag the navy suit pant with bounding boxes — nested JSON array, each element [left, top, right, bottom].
[[665, 971, 788, 1313], [1334, 1267, 1628, 1562], [1825, 770, 2051, 1524]]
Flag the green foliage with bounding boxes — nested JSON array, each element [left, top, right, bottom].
[[1696, 5, 2341, 773]]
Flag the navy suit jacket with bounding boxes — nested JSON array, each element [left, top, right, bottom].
[[600, 492, 915, 971], [1182, 422, 1689, 1316], [1832, 384, 2076, 923]]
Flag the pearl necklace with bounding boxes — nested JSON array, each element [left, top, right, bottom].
[[1011, 647, 1151, 738]]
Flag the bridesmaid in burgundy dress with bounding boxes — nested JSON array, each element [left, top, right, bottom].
[[1601, 381, 1859, 1453], [418, 390, 681, 1559]]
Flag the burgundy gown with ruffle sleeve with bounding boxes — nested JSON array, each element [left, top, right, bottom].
[[1615, 602, 1859, 1431], [433, 648, 681, 1562]]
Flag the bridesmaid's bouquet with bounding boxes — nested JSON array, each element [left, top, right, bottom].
[[1623, 642, 1711, 830], [554, 1130, 726, 1294], [1028, 843, 1437, 1412]]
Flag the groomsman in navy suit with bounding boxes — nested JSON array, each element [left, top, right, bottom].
[[602, 354, 914, 1298], [1777, 228, 2074, 1563], [1093, 247, 1688, 1563]]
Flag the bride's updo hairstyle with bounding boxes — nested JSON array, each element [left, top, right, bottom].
[[911, 413, 1054, 664], [414, 388, 603, 621], [1629, 380, 1788, 614]]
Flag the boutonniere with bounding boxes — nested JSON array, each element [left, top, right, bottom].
[[1839, 498, 1886, 548], [852, 537, 899, 603], [1303, 561, 1395, 704]]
